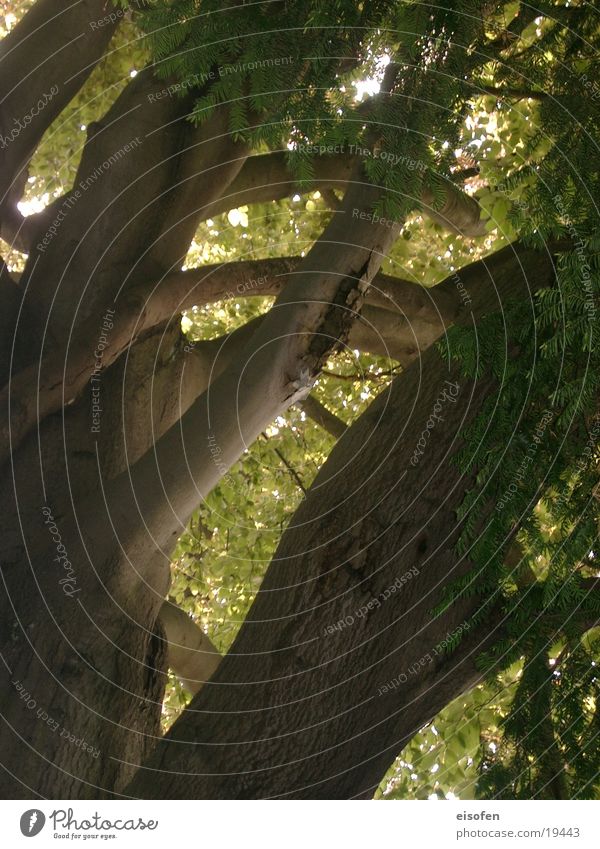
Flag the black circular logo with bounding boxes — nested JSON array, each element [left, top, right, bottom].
[[19, 810, 46, 837]]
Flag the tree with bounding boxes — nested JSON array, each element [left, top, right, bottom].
[[0, 0, 598, 800]]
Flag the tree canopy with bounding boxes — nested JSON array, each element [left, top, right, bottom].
[[0, 0, 598, 800]]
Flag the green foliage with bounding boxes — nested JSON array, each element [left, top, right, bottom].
[[9, 0, 597, 802], [434, 1, 600, 800], [130, 0, 391, 141], [478, 634, 600, 799], [380, 666, 520, 800], [131, 0, 599, 800], [123, 0, 511, 223], [28, 22, 150, 201]]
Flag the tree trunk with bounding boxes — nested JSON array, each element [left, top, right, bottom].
[[0, 234, 555, 798], [128, 344, 503, 799], [0, 0, 562, 801]]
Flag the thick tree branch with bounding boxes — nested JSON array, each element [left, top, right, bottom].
[[0, 0, 121, 219], [0, 242, 556, 470], [18, 144, 486, 259], [298, 395, 348, 439], [2, 252, 408, 470], [0, 258, 292, 470], [199, 151, 486, 237], [198, 150, 357, 221], [159, 601, 221, 696], [17, 66, 248, 357], [127, 344, 504, 799], [51, 173, 401, 610]]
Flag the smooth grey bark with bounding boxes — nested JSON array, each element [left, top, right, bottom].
[[200, 151, 486, 237], [0, 72, 400, 804], [0, 0, 121, 243], [299, 395, 348, 439], [0, 0, 559, 803], [59, 175, 402, 577], [0, 230, 556, 799], [159, 602, 221, 696], [128, 344, 502, 799], [0, 240, 552, 469], [0, 4, 248, 799], [20, 72, 248, 355]]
